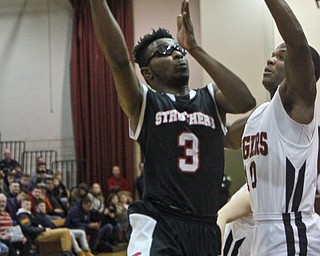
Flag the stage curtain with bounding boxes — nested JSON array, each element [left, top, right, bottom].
[[69, 0, 134, 196]]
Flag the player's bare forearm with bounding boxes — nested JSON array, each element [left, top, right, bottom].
[[89, 0, 143, 127], [224, 116, 250, 150], [90, 0, 130, 67], [189, 47, 256, 114], [217, 189, 252, 224], [265, 0, 307, 48]]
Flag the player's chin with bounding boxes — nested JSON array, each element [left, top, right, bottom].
[[175, 73, 189, 85]]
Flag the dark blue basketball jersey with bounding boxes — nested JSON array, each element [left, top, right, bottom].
[[132, 84, 226, 216]]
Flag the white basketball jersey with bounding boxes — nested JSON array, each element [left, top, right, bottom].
[[242, 89, 320, 255], [223, 185, 254, 256]]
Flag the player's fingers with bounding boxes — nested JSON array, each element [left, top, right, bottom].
[[180, 0, 186, 15], [182, 12, 190, 31], [177, 15, 182, 31], [185, 0, 190, 17]]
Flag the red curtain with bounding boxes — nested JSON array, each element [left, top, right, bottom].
[[69, 0, 134, 196]]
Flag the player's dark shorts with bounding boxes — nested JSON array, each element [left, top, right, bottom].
[[126, 200, 221, 256]]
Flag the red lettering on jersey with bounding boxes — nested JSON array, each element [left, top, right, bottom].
[[242, 132, 268, 160], [244, 166, 250, 191], [249, 135, 255, 158], [259, 132, 268, 155], [242, 136, 251, 159], [132, 253, 142, 256], [254, 133, 260, 156]]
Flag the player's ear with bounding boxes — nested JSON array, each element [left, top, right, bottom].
[[141, 67, 153, 81]]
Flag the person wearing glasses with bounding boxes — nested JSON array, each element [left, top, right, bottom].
[[89, 0, 256, 255]]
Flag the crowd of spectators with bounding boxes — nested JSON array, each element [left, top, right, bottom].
[[0, 149, 137, 255]]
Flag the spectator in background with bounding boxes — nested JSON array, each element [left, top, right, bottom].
[[0, 194, 31, 256], [29, 164, 47, 190], [52, 174, 69, 210], [6, 189, 28, 224], [5, 172, 15, 187], [6, 181, 20, 199], [0, 149, 19, 177], [0, 174, 8, 195], [134, 162, 144, 199], [65, 196, 100, 253], [69, 183, 89, 208], [118, 191, 131, 210], [29, 157, 50, 183], [17, 197, 72, 255], [28, 185, 53, 215], [19, 174, 31, 192], [52, 170, 68, 198], [106, 193, 128, 239], [45, 177, 67, 218], [88, 183, 105, 213], [107, 166, 130, 194], [96, 203, 121, 251], [12, 165, 23, 182], [35, 200, 94, 256], [35, 157, 52, 175]]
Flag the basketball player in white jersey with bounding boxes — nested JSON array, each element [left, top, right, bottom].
[[242, 0, 320, 255], [218, 185, 253, 256]]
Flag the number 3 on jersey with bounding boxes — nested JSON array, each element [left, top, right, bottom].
[[178, 132, 199, 173], [245, 160, 257, 191]]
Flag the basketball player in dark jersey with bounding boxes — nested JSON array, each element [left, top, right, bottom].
[[89, 0, 256, 255]]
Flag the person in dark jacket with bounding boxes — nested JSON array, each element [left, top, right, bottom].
[[64, 196, 99, 252], [35, 200, 93, 256], [98, 203, 121, 246], [17, 197, 72, 255], [5, 189, 28, 224]]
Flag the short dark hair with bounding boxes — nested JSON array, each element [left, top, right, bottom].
[[133, 28, 173, 68], [45, 177, 53, 183], [21, 197, 31, 203], [33, 185, 43, 191], [36, 199, 45, 206], [309, 46, 320, 82], [78, 183, 89, 193], [19, 188, 29, 195], [82, 196, 92, 205]]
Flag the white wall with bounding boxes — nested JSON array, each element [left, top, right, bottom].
[[0, 0, 74, 159]]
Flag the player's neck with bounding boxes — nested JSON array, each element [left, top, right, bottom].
[[151, 83, 190, 96]]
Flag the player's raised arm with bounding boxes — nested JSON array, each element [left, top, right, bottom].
[[177, 0, 256, 115], [90, 0, 143, 130], [265, 0, 318, 124]]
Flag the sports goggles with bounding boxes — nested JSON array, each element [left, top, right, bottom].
[[144, 44, 187, 66]]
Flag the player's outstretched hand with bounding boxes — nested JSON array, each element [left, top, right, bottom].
[[177, 0, 197, 52]]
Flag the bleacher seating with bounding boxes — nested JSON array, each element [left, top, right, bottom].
[[0, 139, 88, 191], [21, 150, 57, 175], [51, 159, 86, 189], [0, 140, 25, 165]]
